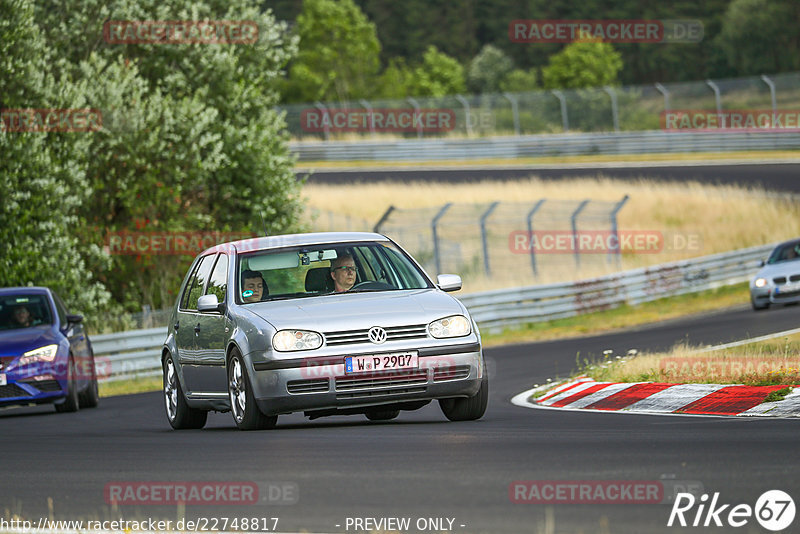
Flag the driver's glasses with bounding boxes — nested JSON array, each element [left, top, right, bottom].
[[333, 266, 356, 273]]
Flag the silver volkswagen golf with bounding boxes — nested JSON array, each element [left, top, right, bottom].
[[162, 232, 487, 430]]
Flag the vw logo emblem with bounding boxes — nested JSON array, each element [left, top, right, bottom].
[[368, 326, 387, 344]]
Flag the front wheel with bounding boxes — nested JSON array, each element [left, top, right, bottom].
[[55, 356, 80, 413], [79, 356, 99, 408], [228, 350, 277, 431], [439, 364, 488, 422], [163, 356, 207, 429]]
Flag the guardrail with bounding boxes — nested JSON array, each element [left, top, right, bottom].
[[93, 243, 775, 382], [291, 131, 800, 162], [459, 243, 773, 331]]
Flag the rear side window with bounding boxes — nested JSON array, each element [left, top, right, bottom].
[[181, 255, 215, 310]]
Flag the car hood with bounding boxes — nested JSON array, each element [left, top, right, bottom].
[[754, 261, 800, 281], [0, 326, 59, 357], [246, 289, 465, 331]]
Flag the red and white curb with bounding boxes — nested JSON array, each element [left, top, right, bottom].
[[511, 377, 800, 418]]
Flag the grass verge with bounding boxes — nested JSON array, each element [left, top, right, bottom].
[[481, 282, 749, 348], [579, 332, 800, 387], [99, 376, 161, 397]]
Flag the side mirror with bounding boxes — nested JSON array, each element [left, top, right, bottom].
[[197, 294, 224, 313], [760, 259, 766, 267], [66, 314, 83, 324], [437, 274, 462, 292]]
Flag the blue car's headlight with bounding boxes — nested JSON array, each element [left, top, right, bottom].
[[19, 344, 59, 365], [273, 330, 323, 352], [428, 315, 471, 338]]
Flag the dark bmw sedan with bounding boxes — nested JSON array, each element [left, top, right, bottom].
[[0, 287, 99, 412]]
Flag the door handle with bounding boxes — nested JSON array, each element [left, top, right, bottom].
[[174, 321, 180, 331], [194, 323, 201, 334]]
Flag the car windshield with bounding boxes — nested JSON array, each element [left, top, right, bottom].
[[237, 241, 432, 303], [0, 294, 53, 331], [767, 242, 800, 264]]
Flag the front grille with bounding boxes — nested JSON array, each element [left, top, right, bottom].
[[20, 379, 62, 392], [433, 365, 471, 382], [0, 384, 29, 399], [324, 325, 428, 346], [774, 276, 787, 284], [336, 387, 426, 400], [287, 378, 329, 394], [335, 370, 428, 391], [791, 275, 800, 282]]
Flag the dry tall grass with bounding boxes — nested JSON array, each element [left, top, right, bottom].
[[303, 176, 800, 290], [586, 333, 800, 385]]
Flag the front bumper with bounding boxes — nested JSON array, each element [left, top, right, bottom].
[[751, 286, 800, 305], [250, 343, 483, 416]]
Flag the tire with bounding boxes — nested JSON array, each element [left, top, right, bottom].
[[78, 356, 99, 408], [365, 408, 400, 421], [228, 349, 277, 430], [439, 363, 488, 422], [55, 356, 80, 413], [163, 355, 207, 429]]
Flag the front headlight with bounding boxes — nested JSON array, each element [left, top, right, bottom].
[[428, 315, 471, 339], [19, 344, 59, 365], [754, 277, 768, 288], [272, 330, 323, 352]]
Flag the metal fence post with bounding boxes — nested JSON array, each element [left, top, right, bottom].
[[551, 90, 568, 132], [608, 195, 629, 267], [654, 82, 670, 112], [313, 101, 330, 140], [761, 75, 777, 119], [359, 99, 376, 136], [432, 203, 453, 275], [526, 199, 546, 276], [604, 86, 620, 132], [373, 206, 396, 233], [480, 202, 500, 276], [503, 92, 520, 135], [455, 95, 473, 136], [406, 97, 423, 138], [571, 200, 590, 269], [705, 79, 722, 125]]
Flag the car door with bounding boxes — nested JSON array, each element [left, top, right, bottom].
[[190, 253, 230, 395], [175, 254, 215, 393]]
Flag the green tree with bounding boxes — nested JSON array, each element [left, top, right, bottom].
[[500, 69, 538, 93], [715, 0, 800, 76], [542, 35, 623, 89], [467, 45, 513, 94], [0, 0, 111, 315], [284, 0, 380, 102]]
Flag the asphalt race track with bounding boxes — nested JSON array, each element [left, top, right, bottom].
[[299, 162, 800, 193], [2, 303, 800, 534]]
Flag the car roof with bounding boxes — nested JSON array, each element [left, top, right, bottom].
[[203, 231, 391, 256], [773, 238, 800, 249], [0, 287, 51, 297]]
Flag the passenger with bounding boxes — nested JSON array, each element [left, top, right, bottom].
[[241, 270, 268, 303], [330, 254, 357, 293]]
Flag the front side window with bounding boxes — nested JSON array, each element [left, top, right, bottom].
[[181, 254, 215, 311], [206, 254, 228, 302], [768, 241, 800, 264], [0, 294, 53, 331], [237, 242, 432, 303]]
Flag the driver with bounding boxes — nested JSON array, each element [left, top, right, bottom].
[[330, 254, 357, 293], [241, 270, 268, 302], [11, 305, 33, 328]]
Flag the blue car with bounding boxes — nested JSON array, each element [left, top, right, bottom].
[[0, 287, 99, 412]]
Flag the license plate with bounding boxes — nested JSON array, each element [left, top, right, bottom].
[[345, 352, 418, 374], [777, 282, 800, 294], [0, 374, 6, 386]]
